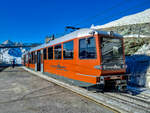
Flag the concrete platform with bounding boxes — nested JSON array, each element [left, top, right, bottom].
[[0, 66, 115, 113]]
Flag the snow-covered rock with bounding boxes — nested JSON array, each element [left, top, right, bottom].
[[92, 8, 150, 29]]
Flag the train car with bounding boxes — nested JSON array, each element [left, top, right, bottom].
[[22, 28, 128, 91]]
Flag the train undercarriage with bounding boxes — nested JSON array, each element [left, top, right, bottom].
[[97, 74, 129, 92]]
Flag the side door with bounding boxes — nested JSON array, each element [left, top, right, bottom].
[[37, 50, 41, 71]]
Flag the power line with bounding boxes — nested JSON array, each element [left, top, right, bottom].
[[73, 0, 130, 27], [81, 0, 150, 28], [53, 0, 150, 38], [54, 0, 130, 38]]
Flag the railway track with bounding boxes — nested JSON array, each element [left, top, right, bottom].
[[121, 92, 150, 103], [23, 67, 150, 113], [136, 93, 150, 100], [102, 92, 150, 113]]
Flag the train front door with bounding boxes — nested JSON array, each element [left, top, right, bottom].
[[37, 50, 41, 71]]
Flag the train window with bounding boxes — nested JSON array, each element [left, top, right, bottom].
[[48, 47, 53, 59], [63, 40, 74, 59], [100, 37, 124, 69], [79, 37, 96, 59], [43, 48, 47, 60], [54, 44, 62, 59]]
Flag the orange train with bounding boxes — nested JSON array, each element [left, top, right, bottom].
[[22, 28, 128, 91]]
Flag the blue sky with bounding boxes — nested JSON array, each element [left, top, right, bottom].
[[0, 0, 150, 43]]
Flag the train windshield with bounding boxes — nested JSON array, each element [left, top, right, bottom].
[[100, 37, 124, 70]]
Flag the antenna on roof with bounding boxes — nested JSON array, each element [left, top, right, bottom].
[[45, 34, 55, 43]]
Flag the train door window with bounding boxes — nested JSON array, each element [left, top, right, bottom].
[[29, 53, 32, 63], [26, 54, 28, 63], [43, 48, 47, 60], [54, 44, 62, 59], [33, 52, 35, 64], [34, 52, 37, 63], [63, 40, 74, 59], [31, 52, 34, 64], [24, 55, 26, 65], [48, 47, 53, 59], [79, 37, 96, 59]]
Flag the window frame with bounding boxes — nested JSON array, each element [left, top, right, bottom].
[[63, 40, 74, 60], [54, 44, 62, 60], [43, 48, 47, 60], [79, 36, 97, 60], [48, 46, 53, 60]]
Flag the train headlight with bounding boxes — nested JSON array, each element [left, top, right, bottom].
[[94, 65, 102, 70]]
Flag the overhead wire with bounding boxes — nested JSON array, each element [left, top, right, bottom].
[[81, 0, 150, 28], [54, 0, 130, 37], [73, 0, 131, 27], [51, 0, 150, 38]]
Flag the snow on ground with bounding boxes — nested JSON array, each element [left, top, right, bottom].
[[91, 8, 150, 29]]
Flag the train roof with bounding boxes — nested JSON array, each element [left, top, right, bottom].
[[29, 28, 122, 52]]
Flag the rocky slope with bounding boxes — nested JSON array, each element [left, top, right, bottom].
[[99, 23, 150, 38]]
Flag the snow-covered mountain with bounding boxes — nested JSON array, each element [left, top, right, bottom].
[[0, 40, 30, 64], [91, 8, 150, 38], [2, 40, 14, 45], [92, 8, 150, 29]]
